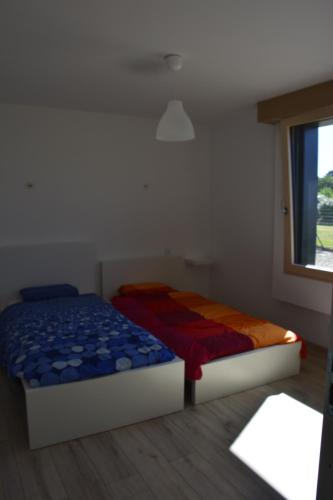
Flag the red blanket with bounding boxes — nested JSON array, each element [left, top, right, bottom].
[[112, 294, 256, 380]]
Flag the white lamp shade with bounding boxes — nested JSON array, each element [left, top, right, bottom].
[[156, 100, 195, 142]]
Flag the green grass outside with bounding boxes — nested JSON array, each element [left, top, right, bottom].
[[317, 225, 333, 250]]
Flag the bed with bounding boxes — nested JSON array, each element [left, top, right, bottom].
[[102, 263, 304, 404], [0, 244, 184, 449]]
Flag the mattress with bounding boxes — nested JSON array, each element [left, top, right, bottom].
[[0, 294, 175, 387], [112, 284, 305, 380]]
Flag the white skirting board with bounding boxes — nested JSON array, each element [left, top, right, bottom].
[[23, 357, 184, 449], [191, 342, 301, 405]]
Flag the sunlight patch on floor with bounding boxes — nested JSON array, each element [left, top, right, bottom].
[[230, 393, 322, 500]]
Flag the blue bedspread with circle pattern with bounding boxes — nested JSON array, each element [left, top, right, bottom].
[[0, 294, 175, 387]]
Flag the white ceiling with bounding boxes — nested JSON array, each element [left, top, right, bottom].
[[1, 0, 333, 122]]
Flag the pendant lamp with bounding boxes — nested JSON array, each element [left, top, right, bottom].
[[156, 55, 195, 142]]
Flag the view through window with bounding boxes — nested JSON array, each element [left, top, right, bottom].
[[289, 119, 333, 273], [317, 122, 333, 269]]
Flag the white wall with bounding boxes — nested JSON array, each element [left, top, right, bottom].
[[0, 104, 212, 260], [211, 106, 330, 347]]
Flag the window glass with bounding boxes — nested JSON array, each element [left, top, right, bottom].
[[290, 119, 333, 270]]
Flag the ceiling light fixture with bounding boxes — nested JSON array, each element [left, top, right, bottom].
[[156, 54, 195, 142]]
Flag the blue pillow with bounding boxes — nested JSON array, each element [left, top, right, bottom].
[[20, 284, 79, 302]]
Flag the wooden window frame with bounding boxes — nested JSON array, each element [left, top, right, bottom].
[[281, 105, 333, 282]]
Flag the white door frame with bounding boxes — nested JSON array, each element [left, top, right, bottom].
[[316, 293, 333, 500]]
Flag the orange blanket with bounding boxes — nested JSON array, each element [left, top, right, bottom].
[[169, 291, 299, 350]]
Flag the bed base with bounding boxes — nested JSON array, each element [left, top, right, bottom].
[[23, 357, 184, 449], [190, 342, 301, 405]]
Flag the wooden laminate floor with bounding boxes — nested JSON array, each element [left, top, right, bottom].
[[0, 343, 327, 500]]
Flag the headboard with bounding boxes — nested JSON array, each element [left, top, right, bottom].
[[101, 255, 212, 299], [0, 242, 98, 306]]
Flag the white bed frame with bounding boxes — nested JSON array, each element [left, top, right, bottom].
[[0, 243, 184, 449], [191, 342, 301, 404], [102, 256, 302, 405], [24, 357, 184, 449]]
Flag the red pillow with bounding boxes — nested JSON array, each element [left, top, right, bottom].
[[118, 282, 174, 297]]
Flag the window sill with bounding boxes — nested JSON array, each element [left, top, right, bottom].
[[284, 262, 333, 283]]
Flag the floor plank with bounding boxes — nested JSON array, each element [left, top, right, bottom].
[[172, 452, 242, 500], [112, 426, 201, 500], [50, 441, 111, 500], [0, 441, 26, 500], [105, 474, 156, 500], [0, 410, 8, 442], [137, 417, 193, 462], [15, 447, 68, 500], [80, 432, 136, 483]]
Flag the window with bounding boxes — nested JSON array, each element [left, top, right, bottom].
[[282, 109, 333, 282]]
